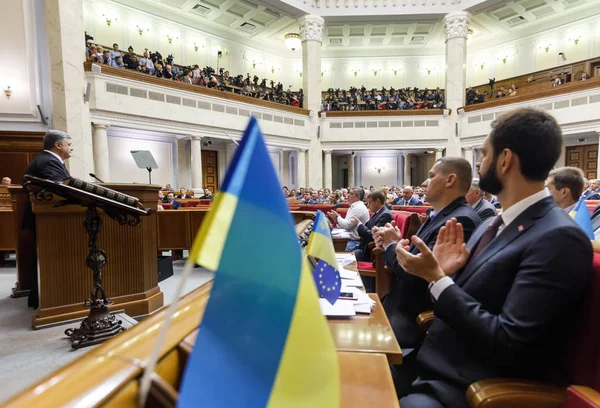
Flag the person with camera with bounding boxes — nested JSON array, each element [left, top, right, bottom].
[[139, 50, 155, 75]]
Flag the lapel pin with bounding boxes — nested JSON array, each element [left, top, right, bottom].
[[518, 225, 524, 232]]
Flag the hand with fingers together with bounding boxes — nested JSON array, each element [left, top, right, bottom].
[[373, 222, 402, 250], [433, 218, 471, 277]]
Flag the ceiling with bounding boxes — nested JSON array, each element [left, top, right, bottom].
[[117, 0, 600, 55]]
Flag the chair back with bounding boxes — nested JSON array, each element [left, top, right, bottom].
[[566, 252, 600, 391], [392, 211, 421, 239], [586, 200, 599, 213], [162, 203, 173, 209], [391, 205, 430, 214]]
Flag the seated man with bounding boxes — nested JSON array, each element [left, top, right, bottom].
[[165, 192, 181, 209], [200, 188, 213, 200], [308, 191, 319, 204], [353, 190, 392, 261], [374, 157, 481, 352], [394, 186, 423, 206], [327, 188, 369, 251], [178, 187, 193, 199], [546, 166, 584, 212], [299, 192, 311, 204], [582, 178, 600, 199], [395, 108, 592, 408], [484, 191, 501, 208], [1, 176, 11, 186], [465, 179, 497, 221]]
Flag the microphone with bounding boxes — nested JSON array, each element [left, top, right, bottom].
[[89, 173, 105, 183]]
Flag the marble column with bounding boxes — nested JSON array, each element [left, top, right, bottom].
[[280, 151, 290, 186], [298, 15, 325, 188], [190, 136, 203, 192], [225, 142, 237, 169], [403, 153, 412, 186], [45, 0, 94, 179], [443, 11, 469, 157], [463, 146, 474, 174], [348, 154, 355, 187], [92, 123, 110, 182], [297, 149, 307, 188], [323, 150, 332, 190], [435, 148, 444, 161], [177, 138, 190, 189], [597, 131, 600, 175]]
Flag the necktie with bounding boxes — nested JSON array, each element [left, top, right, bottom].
[[469, 215, 503, 262]]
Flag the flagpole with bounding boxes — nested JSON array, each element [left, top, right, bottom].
[[138, 259, 196, 407]]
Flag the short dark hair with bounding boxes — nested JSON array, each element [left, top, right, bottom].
[[490, 108, 562, 181], [43, 130, 70, 150], [370, 190, 386, 204], [356, 188, 365, 201], [549, 166, 584, 201], [435, 157, 473, 194]]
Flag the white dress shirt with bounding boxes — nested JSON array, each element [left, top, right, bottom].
[[430, 189, 550, 300], [336, 201, 370, 240], [44, 149, 64, 164]]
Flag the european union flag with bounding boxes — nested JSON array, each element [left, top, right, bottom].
[[313, 259, 341, 305]]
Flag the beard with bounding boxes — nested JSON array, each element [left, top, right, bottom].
[[479, 157, 503, 195]]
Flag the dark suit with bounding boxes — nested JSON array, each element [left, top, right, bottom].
[[583, 189, 600, 199], [168, 199, 181, 209], [591, 202, 600, 233], [394, 196, 423, 206], [178, 194, 192, 199], [404, 197, 592, 408], [382, 197, 481, 349], [472, 197, 497, 221], [587, 192, 600, 200], [22, 151, 71, 308], [353, 206, 392, 261]]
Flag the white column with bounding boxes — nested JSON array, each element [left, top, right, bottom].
[[444, 11, 469, 158], [46, 0, 94, 179], [348, 154, 355, 188], [597, 131, 600, 175], [298, 15, 325, 188], [297, 149, 307, 188], [280, 151, 290, 186], [403, 153, 412, 186], [92, 123, 110, 182], [435, 148, 444, 161], [323, 150, 332, 190], [177, 138, 190, 189], [190, 135, 203, 193], [225, 142, 237, 168], [463, 146, 474, 174]]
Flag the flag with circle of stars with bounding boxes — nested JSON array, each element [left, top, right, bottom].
[[313, 259, 341, 305]]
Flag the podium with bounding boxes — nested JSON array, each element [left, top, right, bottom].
[[28, 182, 164, 329]]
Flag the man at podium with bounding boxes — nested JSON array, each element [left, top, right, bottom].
[[22, 129, 73, 308]]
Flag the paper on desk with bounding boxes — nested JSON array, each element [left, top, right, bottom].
[[353, 303, 374, 314], [339, 266, 359, 280], [319, 298, 356, 316], [335, 253, 357, 267], [341, 276, 363, 288], [331, 228, 351, 239]]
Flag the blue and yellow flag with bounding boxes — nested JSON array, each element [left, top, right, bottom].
[[178, 117, 339, 407], [306, 211, 341, 304], [569, 196, 594, 239]]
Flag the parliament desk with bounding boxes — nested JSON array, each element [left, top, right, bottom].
[[327, 256, 403, 364], [339, 351, 400, 408], [30, 184, 164, 327]]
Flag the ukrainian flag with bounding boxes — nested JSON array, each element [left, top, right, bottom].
[[569, 196, 595, 239], [306, 210, 338, 267], [177, 117, 339, 407]]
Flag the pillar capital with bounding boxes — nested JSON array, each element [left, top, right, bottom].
[[298, 15, 325, 43], [444, 11, 469, 42], [92, 123, 109, 130], [323, 150, 332, 154], [435, 148, 445, 153], [190, 135, 202, 141]]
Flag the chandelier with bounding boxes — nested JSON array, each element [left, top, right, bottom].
[[284, 33, 301, 53]]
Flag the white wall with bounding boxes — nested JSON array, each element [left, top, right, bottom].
[[466, 15, 600, 87], [359, 156, 400, 187], [107, 136, 175, 186]]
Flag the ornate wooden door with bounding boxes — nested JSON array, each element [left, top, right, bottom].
[[201, 150, 218, 192], [566, 144, 598, 179]]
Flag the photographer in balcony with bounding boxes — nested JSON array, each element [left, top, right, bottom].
[[139, 50, 155, 75]]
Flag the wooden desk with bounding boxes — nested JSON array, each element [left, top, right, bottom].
[[328, 294, 403, 364], [328, 255, 403, 364], [339, 352, 400, 408]]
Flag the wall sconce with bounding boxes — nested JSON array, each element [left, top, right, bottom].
[[294, 69, 303, 77], [391, 68, 401, 75], [350, 68, 361, 76], [502, 56, 508, 64], [478, 63, 485, 70], [166, 34, 178, 44], [321, 68, 329, 77], [375, 166, 385, 174], [193, 42, 204, 52], [271, 66, 280, 74], [372, 68, 381, 76], [136, 25, 148, 36], [570, 36, 582, 45], [4, 86, 11, 99], [541, 43, 552, 52], [423, 67, 433, 75], [102, 14, 117, 26], [252, 60, 262, 69]]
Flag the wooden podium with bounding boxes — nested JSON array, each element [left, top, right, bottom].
[[31, 183, 164, 328]]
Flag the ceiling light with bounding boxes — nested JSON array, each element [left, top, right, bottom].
[[284, 33, 301, 53]]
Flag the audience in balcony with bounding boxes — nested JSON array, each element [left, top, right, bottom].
[[580, 72, 589, 81], [552, 76, 564, 87], [321, 86, 446, 111], [109, 43, 122, 60], [111, 56, 125, 68]]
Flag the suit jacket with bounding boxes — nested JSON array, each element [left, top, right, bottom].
[[23, 151, 71, 229], [587, 192, 600, 200], [178, 194, 192, 199], [472, 197, 497, 221], [394, 196, 423, 206], [356, 206, 392, 257], [169, 199, 181, 209], [583, 189, 600, 199], [592, 203, 600, 232], [382, 197, 481, 348], [414, 197, 592, 408]]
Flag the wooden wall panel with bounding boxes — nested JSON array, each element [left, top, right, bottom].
[[0, 210, 16, 250], [157, 211, 191, 250], [202, 150, 218, 193], [0, 131, 44, 184], [566, 144, 598, 179], [0, 153, 29, 184]]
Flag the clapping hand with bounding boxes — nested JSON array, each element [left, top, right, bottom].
[[395, 235, 445, 283], [373, 223, 402, 250], [432, 218, 470, 277], [327, 210, 339, 220]]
